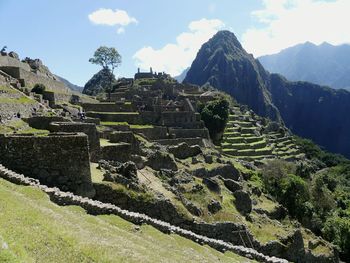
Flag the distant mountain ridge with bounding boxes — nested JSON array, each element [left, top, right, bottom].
[[174, 68, 189, 82], [55, 75, 83, 93], [259, 42, 350, 90], [184, 30, 350, 158]]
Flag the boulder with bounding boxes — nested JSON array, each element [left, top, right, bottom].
[[8, 51, 19, 60], [204, 154, 213, 164], [181, 197, 202, 216], [146, 150, 178, 171], [209, 164, 240, 180], [168, 143, 202, 159], [117, 161, 138, 180], [208, 199, 222, 214], [233, 190, 252, 215], [191, 156, 199, 164], [203, 177, 221, 193], [223, 179, 242, 192]]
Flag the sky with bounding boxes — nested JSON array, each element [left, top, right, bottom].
[[1, 0, 350, 86]]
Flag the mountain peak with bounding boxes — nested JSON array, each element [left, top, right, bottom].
[[184, 30, 281, 121], [210, 30, 243, 50]]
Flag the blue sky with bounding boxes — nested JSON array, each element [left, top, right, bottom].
[[1, 0, 349, 86]]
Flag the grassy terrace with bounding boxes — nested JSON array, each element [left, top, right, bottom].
[[88, 111, 139, 115], [100, 121, 154, 129], [0, 97, 35, 104], [0, 178, 251, 263], [100, 121, 129, 126], [0, 119, 49, 135]]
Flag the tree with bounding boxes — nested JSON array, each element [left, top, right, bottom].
[[31, 83, 46, 94], [89, 46, 122, 100], [199, 97, 229, 141]]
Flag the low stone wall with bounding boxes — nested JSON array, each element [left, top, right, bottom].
[[24, 116, 69, 130], [0, 164, 287, 263], [131, 126, 168, 140], [82, 102, 134, 113], [169, 127, 210, 139], [86, 112, 142, 124], [154, 137, 205, 146], [49, 122, 100, 161], [100, 143, 133, 162], [0, 133, 94, 197], [42, 91, 75, 106], [0, 55, 31, 71], [108, 131, 134, 143]]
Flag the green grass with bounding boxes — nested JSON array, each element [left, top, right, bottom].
[[0, 96, 35, 104], [130, 124, 154, 129], [0, 178, 253, 263], [100, 138, 119, 146], [0, 120, 49, 135], [0, 86, 18, 94], [100, 121, 129, 126], [89, 111, 139, 115]]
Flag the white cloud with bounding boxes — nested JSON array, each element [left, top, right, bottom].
[[242, 0, 350, 57], [88, 8, 137, 33], [117, 27, 125, 34], [133, 18, 225, 76]]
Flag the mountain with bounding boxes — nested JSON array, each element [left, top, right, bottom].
[[83, 69, 116, 96], [184, 31, 281, 122], [55, 75, 83, 93], [185, 30, 350, 158], [174, 68, 189, 82], [259, 42, 350, 90]]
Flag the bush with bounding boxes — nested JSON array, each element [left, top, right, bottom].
[[323, 215, 350, 259], [294, 137, 349, 167], [199, 97, 229, 140], [31, 83, 46, 94], [261, 160, 309, 219]]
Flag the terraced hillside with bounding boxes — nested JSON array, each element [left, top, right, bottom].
[[221, 106, 304, 162], [0, 73, 43, 120], [0, 178, 252, 263]]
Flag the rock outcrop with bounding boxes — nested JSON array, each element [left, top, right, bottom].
[[83, 69, 116, 96]]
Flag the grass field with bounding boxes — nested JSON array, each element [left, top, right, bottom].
[[0, 178, 253, 263]]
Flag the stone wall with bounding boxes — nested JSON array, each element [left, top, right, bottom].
[[24, 116, 69, 130], [100, 143, 133, 162], [0, 66, 69, 93], [48, 122, 100, 161], [169, 128, 210, 139], [154, 137, 205, 146], [161, 112, 204, 128], [82, 102, 134, 112], [0, 79, 41, 120], [131, 126, 168, 140], [0, 133, 94, 197], [0, 55, 31, 71], [86, 112, 142, 124]]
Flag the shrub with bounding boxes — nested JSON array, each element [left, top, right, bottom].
[[323, 215, 350, 259], [31, 83, 46, 94], [199, 97, 229, 140], [261, 160, 309, 219]]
